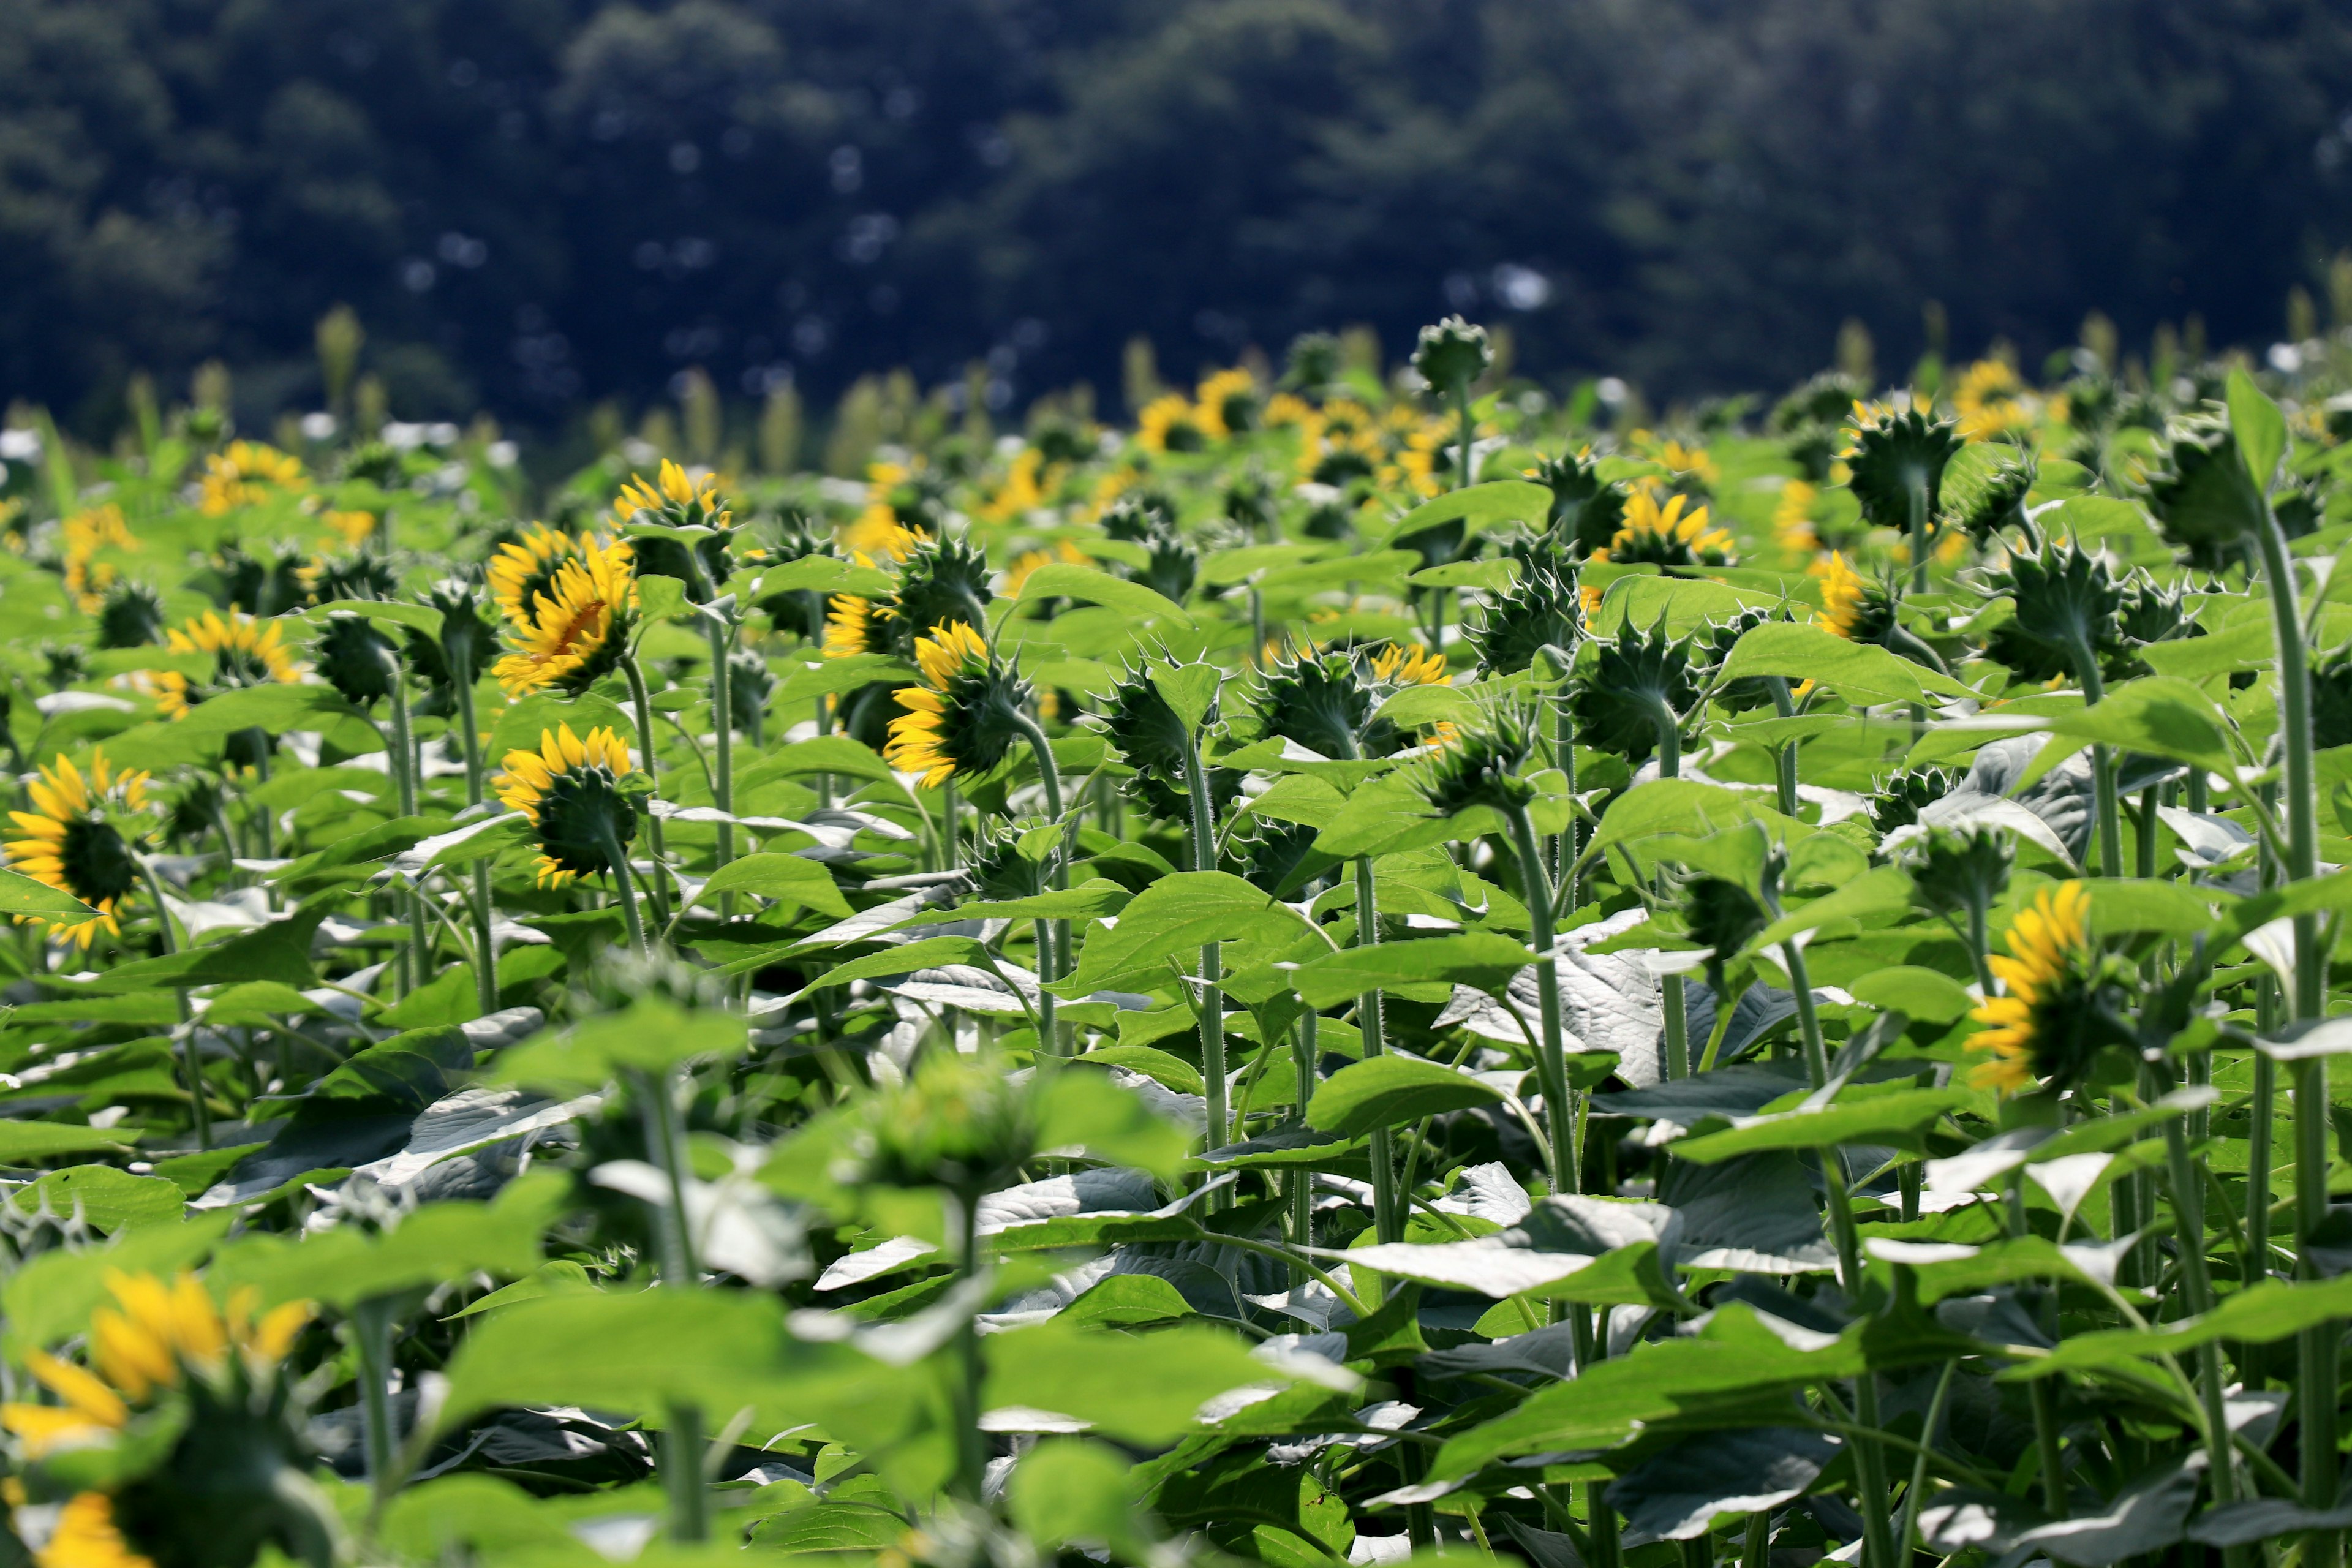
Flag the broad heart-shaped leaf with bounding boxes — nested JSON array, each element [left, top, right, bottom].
[[1052, 871, 1314, 997], [1608, 1427, 1842, 1547], [1307, 1055, 1504, 1137], [1011, 1439, 1154, 1551], [1291, 932, 1539, 1010], [1594, 576, 1789, 638], [2023, 676, 2242, 777], [1430, 1303, 1864, 1480], [2007, 1273, 2352, 1379], [981, 1318, 1334, 1444], [1670, 1087, 1969, 1163], [752, 1503, 911, 1555], [1035, 1067, 1192, 1178], [0, 867, 99, 922], [1385, 478, 1551, 543], [1012, 563, 1193, 627], [55, 903, 330, 994], [209, 1169, 565, 1310], [434, 1285, 891, 1440], [635, 571, 689, 623], [758, 553, 899, 597], [1586, 779, 1811, 872], [1745, 864, 1915, 956], [770, 652, 919, 708], [23, 1166, 184, 1232], [2228, 364, 2288, 493], [306, 598, 443, 638], [693, 853, 853, 917], [0, 1123, 141, 1162], [1717, 622, 1969, 705], [899, 883, 1132, 928], [733, 734, 899, 791], [1341, 1196, 1681, 1307], [1409, 558, 1520, 591], [486, 690, 633, 763], [1313, 775, 1482, 859], [172, 681, 358, 736], [1150, 663, 1221, 731], [494, 998, 749, 1094]]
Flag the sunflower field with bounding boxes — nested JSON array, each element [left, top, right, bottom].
[[1, 320, 2351, 1568]]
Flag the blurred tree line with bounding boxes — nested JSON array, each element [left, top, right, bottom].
[[4, 0, 2350, 439]]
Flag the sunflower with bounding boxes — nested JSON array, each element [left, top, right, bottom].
[[6, 752, 150, 949], [149, 611, 304, 720], [494, 723, 639, 887], [322, 508, 378, 548], [884, 622, 1031, 788], [1967, 882, 2132, 1095], [981, 448, 1051, 524], [1589, 488, 1735, 568], [197, 442, 304, 516], [612, 458, 728, 532], [1370, 642, 1449, 687], [824, 583, 891, 659], [1658, 439, 1720, 489], [1773, 479, 1821, 554], [1194, 368, 1258, 440], [1137, 393, 1208, 455], [1002, 539, 1090, 596], [843, 460, 929, 562], [1816, 552, 1896, 643], [1954, 358, 2030, 443], [488, 526, 590, 627], [59, 504, 137, 611], [491, 535, 638, 697], [1, 1271, 313, 1568]]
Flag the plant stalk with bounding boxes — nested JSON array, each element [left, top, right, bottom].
[[1011, 712, 1070, 1055], [1505, 804, 1575, 1190]]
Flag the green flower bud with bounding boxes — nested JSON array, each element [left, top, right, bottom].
[[1571, 618, 1695, 766], [2141, 413, 2269, 571], [1412, 315, 1493, 393]]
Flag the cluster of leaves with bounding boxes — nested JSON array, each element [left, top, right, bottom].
[[2, 333, 2352, 1568]]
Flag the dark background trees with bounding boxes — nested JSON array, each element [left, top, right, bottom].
[[4, 0, 2349, 435]]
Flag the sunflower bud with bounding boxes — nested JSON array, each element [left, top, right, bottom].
[[1680, 870, 1772, 997], [314, 612, 395, 708], [1571, 618, 1695, 766], [1940, 444, 2038, 546], [1527, 450, 1630, 559], [307, 552, 398, 605], [405, 578, 496, 716], [1234, 817, 1336, 899], [1905, 826, 2013, 925], [1250, 647, 1376, 761], [1469, 562, 1581, 677], [1412, 315, 1492, 394], [96, 581, 168, 650], [1867, 765, 1961, 837], [1842, 403, 1962, 532], [728, 648, 775, 737], [2141, 413, 2269, 571], [1980, 533, 2125, 685], [1095, 660, 1234, 834], [1697, 607, 1789, 713], [1136, 526, 1198, 604], [967, 819, 1054, 901], [1411, 707, 1538, 818], [888, 537, 994, 660]]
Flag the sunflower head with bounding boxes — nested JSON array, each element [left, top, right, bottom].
[[313, 612, 396, 708], [198, 442, 305, 516], [1591, 488, 1734, 570], [1251, 646, 1379, 761], [1679, 870, 1773, 997], [1100, 494, 1176, 544], [403, 578, 497, 716], [1816, 552, 1900, 645], [491, 535, 639, 698], [3, 1270, 326, 1568], [95, 582, 168, 652], [1135, 526, 1199, 605], [824, 584, 892, 661], [1469, 560, 1581, 677], [1137, 394, 1207, 455], [1940, 443, 2039, 546], [1867, 765, 1961, 837], [488, 526, 587, 627], [1412, 315, 1492, 393], [6, 751, 149, 948], [305, 553, 398, 606], [1411, 704, 1538, 818], [1906, 826, 2015, 925], [1980, 533, 2125, 685], [883, 622, 1033, 789], [1096, 659, 1233, 830], [1841, 401, 1963, 532], [2139, 413, 2269, 573], [1697, 606, 1792, 714], [43, 643, 89, 693], [728, 648, 776, 736], [1570, 617, 1696, 765], [1196, 367, 1259, 439], [1234, 816, 1336, 900], [755, 519, 840, 642], [888, 537, 995, 660], [613, 458, 730, 534], [156, 612, 304, 718], [1526, 450, 1629, 559], [494, 724, 641, 887], [212, 545, 307, 618], [2272, 472, 2330, 544], [1968, 881, 2136, 1096], [2108, 570, 2200, 680], [966, 818, 1054, 902]]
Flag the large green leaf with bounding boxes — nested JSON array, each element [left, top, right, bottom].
[[1383, 479, 1551, 543], [981, 1319, 1341, 1443], [1717, 622, 1968, 704], [1306, 1055, 1505, 1137], [2226, 366, 2288, 492], [496, 998, 750, 1092], [693, 853, 854, 916], [1053, 872, 1313, 996], [1671, 1088, 1969, 1163], [1291, 933, 1536, 1009], [1012, 564, 1193, 627], [0, 867, 99, 922]]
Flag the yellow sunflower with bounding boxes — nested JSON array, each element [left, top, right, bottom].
[[884, 622, 1028, 788], [1954, 358, 2030, 443], [491, 535, 638, 697], [1137, 393, 1208, 454], [1589, 488, 1735, 567], [197, 442, 304, 516], [488, 526, 590, 627], [24, 1490, 151, 1568], [1817, 552, 1869, 639], [1772, 480, 1821, 554], [1193, 368, 1257, 440], [1001, 539, 1090, 596], [1370, 642, 1450, 687], [1968, 881, 2127, 1095], [612, 457, 727, 530], [59, 505, 137, 611], [494, 723, 639, 888], [5, 752, 149, 949], [141, 610, 303, 721]]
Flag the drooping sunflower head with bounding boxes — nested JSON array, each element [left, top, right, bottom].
[[491, 535, 639, 697], [1526, 448, 1624, 557], [887, 537, 995, 660], [1136, 526, 1199, 606], [1570, 616, 1697, 765], [1840, 400, 1962, 533], [966, 818, 1057, 902], [612, 459, 729, 534], [1096, 658, 1238, 832], [728, 648, 776, 736], [304, 551, 398, 606], [1694, 605, 1793, 714], [2108, 570, 2200, 680], [1979, 532, 2125, 686], [883, 622, 1033, 789], [2139, 413, 2269, 573], [1940, 442, 2039, 547], [1815, 552, 1899, 645], [212, 544, 307, 618], [1412, 314, 1493, 393], [95, 582, 168, 651], [1907, 824, 2015, 924], [313, 612, 396, 709], [1250, 645, 1376, 761], [824, 586, 892, 660], [1469, 560, 1581, 677], [1369, 641, 1450, 689], [495, 724, 639, 888], [1591, 488, 1734, 569], [1411, 703, 1537, 818], [6, 752, 149, 948], [1678, 870, 1773, 997], [156, 611, 304, 718], [1968, 881, 2135, 1096]]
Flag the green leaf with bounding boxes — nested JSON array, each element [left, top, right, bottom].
[[1292, 933, 1537, 1010], [750, 1502, 911, 1555], [1059, 1274, 1198, 1329], [1150, 663, 1221, 731], [1594, 577, 1788, 639], [486, 692, 634, 763], [1409, 559, 1520, 592], [0, 867, 99, 922], [3, 1212, 237, 1356], [1010, 1439, 1148, 1548], [1307, 1055, 1506, 1137], [2011, 1275, 2352, 1379], [1385, 480, 1551, 543], [307, 600, 442, 638], [770, 653, 919, 707], [442, 1259, 600, 1321], [1746, 865, 1915, 955], [202, 981, 334, 1027], [1847, 967, 1976, 1023], [981, 1319, 1339, 1444], [1014, 564, 1193, 627], [900, 884, 1131, 927], [21, 1166, 184, 1231], [211, 1170, 566, 1310], [758, 554, 899, 597], [1054, 872, 1313, 997], [496, 998, 751, 1093], [1670, 1088, 1969, 1163], [2227, 366, 2288, 494], [636, 573, 689, 623], [734, 735, 899, 790], [61, 905, 330, 994], [1312, 776, 1464, 859], [695, 853, 854, 917], [2034, 676, 2241, 775], [1717, 622, 1969, 705], [803, 936, 999, 993], [173, 682, 356, 736]]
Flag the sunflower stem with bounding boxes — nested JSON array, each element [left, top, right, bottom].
[[381, 649, 426, 1001], [1906, 473, 1930, 594], [2067, 641, 2124, 879], [1182, 728, 1230, 1159], [138, 855, 205, 1150], [2156, 1065, 2245, 1522], [702, 613, 734, 873], [1767, 677, 1800, 818], [1009, 711, 1069, 1056], [620, 655, 675, 927], [601, 824, 650, 959], [353, 1295, 400, 1510], [1455, 382, 1476, 492], [1504, 803, 1576, 1191], [1355, 854, 1403, 1248], [1291, 1010, 1318, 1280]]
